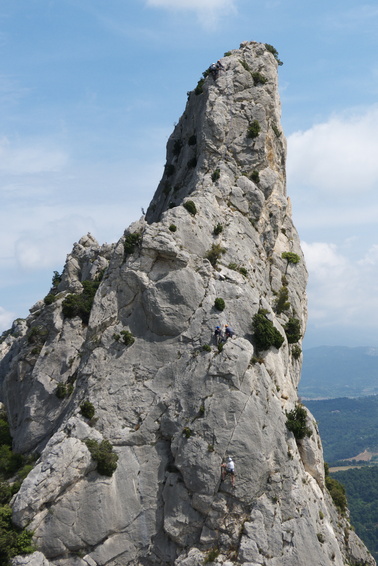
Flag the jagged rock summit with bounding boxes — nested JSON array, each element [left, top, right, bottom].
[[0, 42, 375, 566]]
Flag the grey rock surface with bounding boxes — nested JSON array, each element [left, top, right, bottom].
[[1, 41, 374, 566]]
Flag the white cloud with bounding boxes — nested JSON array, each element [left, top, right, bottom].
[[14, 215, 97, 271], [287, 106, 378, 193], [0, 137, 68, 175], [145, 0, 237, 27], [302, 241, 378, 330], [358, 244, 378, 267], [0, 307, 15, 334]]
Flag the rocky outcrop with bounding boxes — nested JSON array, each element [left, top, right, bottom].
[[0, 41, 374, 566]]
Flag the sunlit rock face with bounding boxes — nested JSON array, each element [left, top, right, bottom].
[[1, 41, 375, 566]]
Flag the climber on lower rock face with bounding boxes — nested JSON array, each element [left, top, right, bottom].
[[214, 325, 224, 345], [221, 456, 235, 487], [224, 324, 235, 339]]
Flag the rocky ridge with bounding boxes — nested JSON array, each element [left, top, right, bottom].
[[0, 41, 375, 566]]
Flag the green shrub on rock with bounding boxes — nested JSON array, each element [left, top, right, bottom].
[[284, 318, 301, 343], [275, 286, 290, 314], [252, 71, 267, 86], [211, 169, 220, 182], [213, 223, 223, 235], [120, 330, 135, 346], [183, 200, 197, 215], [291, 344, 302, 360], [282, 251, 300, 264], [205, 243, 226, 267], [62, 280, 100, 325], [265, 43, 283, 66], [124, 232, 142, 256], [247, 120, 261, 139], [80, 401, 95, 420], [252, 309, 284, 351], [286, 404, 312, 440], [214, 298, 225, 312], [85, 439, 118, 477], [250, 170, 260, 183], [0, 504, 35, 564]]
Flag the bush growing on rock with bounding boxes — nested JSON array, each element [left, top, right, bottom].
[[285, 404, 312, 440], [182, 427, 193, 439], [250, 170, 260, 183], [247, 120, 261, 139], [240, 59, 250, 72], [120, 330, 135, 346], [211, 169, 220, 182], [252, 309, 284, 351], [205, 243, 226, 267], [0, 505, 35, 564], [80, 401, 95, 420], [43, 270, 62, 305], [213, 223, 223, 235], [202, 344, 211, 352], [324, 463, 347, 513], [183, 200, 197, 215], [56, 382, 73, 399], [85, 439, 118, 477], [265, 43, 283, 65], [275, 286, 290, 314], [0, 415, 12, 448], [27, 325, 48, 345], [188, 134, 197, 145], [284, 317, 301, 343], [291, 344, 302, 360], [169, 224, 177, 232], [252, 71, 267, 85], [214, 298, 225, 312], [124, 232, 142, 256], [282, 251, 300, 264], [194, 78, 205, 95], [62, 280, 100, 325]]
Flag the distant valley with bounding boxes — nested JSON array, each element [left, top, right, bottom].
[[299, 345, 378, 399]]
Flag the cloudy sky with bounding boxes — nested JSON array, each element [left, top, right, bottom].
[[1, 0, 378, 349]]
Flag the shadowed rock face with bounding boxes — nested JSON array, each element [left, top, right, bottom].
[[1, 42, 375, 566]]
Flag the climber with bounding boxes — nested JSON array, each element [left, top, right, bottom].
[[221, 456, 235, 487], [214, 325, 224, 345], [209, 63, 218, 79], [224, 325, 235, 339], [216, 60, 224, 73]]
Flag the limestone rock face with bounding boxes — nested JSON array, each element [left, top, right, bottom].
[[0, 42, 374, 566]]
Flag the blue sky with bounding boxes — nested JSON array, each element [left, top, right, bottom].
[[1, 0, 378, 349]]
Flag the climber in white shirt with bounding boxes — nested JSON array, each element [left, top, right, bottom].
[[221, 456, 235, 487]]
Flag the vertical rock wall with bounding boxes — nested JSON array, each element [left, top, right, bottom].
[[0, 42, 375, 566]]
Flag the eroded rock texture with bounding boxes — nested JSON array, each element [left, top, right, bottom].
[[1, 41, 375, 566]]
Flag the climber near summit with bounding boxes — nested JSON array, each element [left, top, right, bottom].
[[221, 456, 235, 487], [210, 60, 224, 80]]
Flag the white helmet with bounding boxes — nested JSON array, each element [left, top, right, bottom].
[[227, 456, 232, 462]]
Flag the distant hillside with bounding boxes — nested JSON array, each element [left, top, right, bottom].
[[332, 466, 378, 562], [299, 346, 378, 399], [304, 396, 378, 463]]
